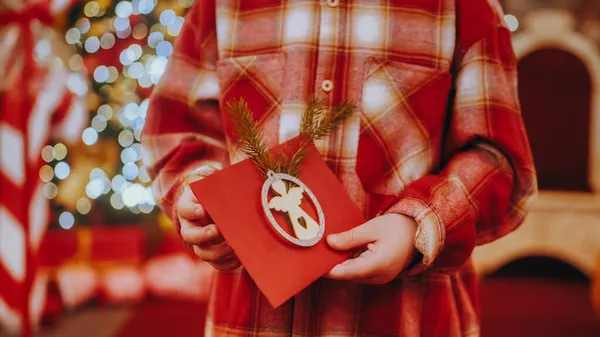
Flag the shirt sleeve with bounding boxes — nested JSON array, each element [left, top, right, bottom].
[[141, 0, 228, 227], [386, 2, 538, 275]]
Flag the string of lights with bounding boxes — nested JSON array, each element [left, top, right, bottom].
[[41, 0, 194, 230]]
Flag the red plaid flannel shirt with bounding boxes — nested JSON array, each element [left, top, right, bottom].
[[142, 0, 537, 335]]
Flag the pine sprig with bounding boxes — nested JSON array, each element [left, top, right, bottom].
[[302, 100, 356, 140], [226, 98, 273, 177], [226, 96, 356, 179]]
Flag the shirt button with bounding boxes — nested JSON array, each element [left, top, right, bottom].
[[327, 0, 339, 7], [321, 80, 334, 92]]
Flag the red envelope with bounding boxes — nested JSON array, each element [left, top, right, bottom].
[[190, 137, 365, 308]]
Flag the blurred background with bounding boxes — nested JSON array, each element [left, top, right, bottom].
[[0, 0, 599, 336]]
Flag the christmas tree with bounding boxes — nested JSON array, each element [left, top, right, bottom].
[[42, 0, 194, 230]]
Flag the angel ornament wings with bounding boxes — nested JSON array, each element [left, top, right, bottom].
[[261, 171, 325, 247]]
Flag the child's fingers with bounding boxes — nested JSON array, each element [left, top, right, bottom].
[[193, 241, 234, 262], [210, 256, 241, 271], [326, 221, 375, 251], [324, 250, 378, 280], [178, 201, 205, 220], [181, 223, 220, 246]]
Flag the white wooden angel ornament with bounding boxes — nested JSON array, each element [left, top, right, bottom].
[[261, 171, 325, 247]]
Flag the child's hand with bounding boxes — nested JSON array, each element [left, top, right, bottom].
[[177, 184, 240, 271], [324, 214, 419, 284]]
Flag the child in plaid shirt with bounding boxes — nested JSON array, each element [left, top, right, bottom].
[[143, 0, 537, 335]]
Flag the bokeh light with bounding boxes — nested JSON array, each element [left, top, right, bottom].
[[84, 1, 100, 17], [76, 18, 91, 34], [59, 212, 75, 229], [76, 198, 92, 215], [92, 115, 108, 132], [156, 41, 173, 57], [54, 162, 70, 180], [98, 104, 113, 119], [116, 1, 134, 18], [39, 165, 54, 182], [160, 10, 176, 26], [82, 128, 99, 145], [85, 37, 100, 53], [118, 130, 135, 147], [101, 33, 116, 49], [123, 163, 139, 180], [86, 179, 105, 199], [94, 66, 110, 83], [44, 183, 58, 199], [54, 143, 67, 160], [133, 23, 149, 39], [66, 28, 80, 44]]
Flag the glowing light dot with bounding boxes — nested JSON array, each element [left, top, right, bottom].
[[129, 44, 143, 60], [179, 0, 194, 8], [139, 203, 154, 214], [147, 56, 168, 84], [118, 130, 135, 147], [35, 40, 51, 60], [128, 62, 144, 79], [130, 143, 143, 161], [159, 10, 176, 25], [44, 183, 58, 199], [123, 163, 139, 180], [138, 73, 153, 88], [116, 1, 133, 18], [138, 99, 148, 117], [167, 17, 185, 36], [122, 184, 146, 207], [59, 212, 75, 230], [41, 145, 54, 162], [110, 193, 125, 209], [39, 165, 54, 182], [82, 128, 99, 145], [138, 0, 155, 14], [148, 32, 164, 48], [107, 66, 119, 83], [76, 198, 91, 215], [121, 147, 137, 164], [114, 17, 131, 32], [90, 168, 106, 180], [92, 115, 108, 132], [98, 104, 113, 118], [101, 33, 116, 49], [504, 14, 519, 32], [84, 1, 100, 17], [65, 28, 80, 44], [112, 175, 127, 193], [86, 179, 105, 199], [124, 103, 140, 120], [120, 49, 135, 66], [94, 66, 110, 83], [117, 27, 132, 39], [68, 54, 84, 71], [138, 166, 151, 183], [76, 18, 91, 34], [55, 162, 70, 180], [68, 73, 88, 96], [134, 129, 142, 142], [84, 37, 100, 53], [156, 41, 172, 57], [53, 143, 67, 160], [133, 23, 148, 39]]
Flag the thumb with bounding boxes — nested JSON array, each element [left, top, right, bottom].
[[327, 222, 374, 251]]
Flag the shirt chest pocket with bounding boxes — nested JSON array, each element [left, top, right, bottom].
[[216, 52, 286, 160], [356, 58, 452, 196]]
